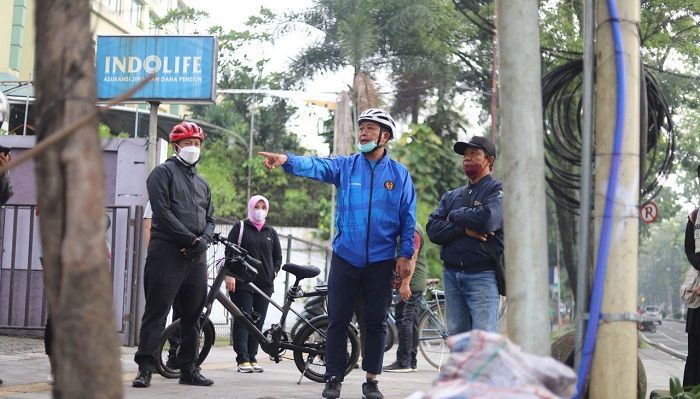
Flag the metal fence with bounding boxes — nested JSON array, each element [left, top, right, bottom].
[[0, 204, 144, 345], [0, 208, 330, 345]]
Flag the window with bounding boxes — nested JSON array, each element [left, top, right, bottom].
[[128, 0, 143, 27], [107, 0, 121, 14]]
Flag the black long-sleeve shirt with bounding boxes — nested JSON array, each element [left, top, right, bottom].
[[147, 157, 215, 246]]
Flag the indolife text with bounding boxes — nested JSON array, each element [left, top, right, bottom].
[[102, 55, 203, 82]]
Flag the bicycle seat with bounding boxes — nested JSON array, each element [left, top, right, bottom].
[[282, 263, 321, 280]]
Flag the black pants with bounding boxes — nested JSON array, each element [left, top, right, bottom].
[[229, 289, 270, 363], [44, 314, 53, 356], [394, 292, 422, 368], [134, 239, 207, 372], [325, 254, 394, 380]]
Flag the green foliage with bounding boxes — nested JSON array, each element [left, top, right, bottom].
[[391, 123, 465, 279], [152, 6, 209, 33], [286, 0, 469, 124], [638, 210, 685, 308], [392, 124, 463, 207], [197, 140, 241, 218], [98, 123, 128, 138], [187, 20, 332, 228], [653, 377, 700, 398]]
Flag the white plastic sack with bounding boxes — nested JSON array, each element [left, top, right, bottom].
[[408, 330, 577, 399]]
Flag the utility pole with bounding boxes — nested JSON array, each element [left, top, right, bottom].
[[496, 0, 550, 355], [246, 80, 259, 200], [590, 0, 640, 397], [147, 101, 160, 171]]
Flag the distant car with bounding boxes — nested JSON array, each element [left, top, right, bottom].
[[644, 305, 663, 325], [559, 303, 567, 314]]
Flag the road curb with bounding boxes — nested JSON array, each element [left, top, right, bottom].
[[639, 332, 687, 361]]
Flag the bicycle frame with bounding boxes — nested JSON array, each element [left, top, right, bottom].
[[204, 258, 328, 359]]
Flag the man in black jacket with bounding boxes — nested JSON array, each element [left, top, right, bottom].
[[132, 122, 215, 388], [426, 136, 503, 336]]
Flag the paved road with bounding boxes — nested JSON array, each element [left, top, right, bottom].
[[640, 319, 688, 355]]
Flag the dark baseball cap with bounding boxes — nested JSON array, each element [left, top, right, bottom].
[[454, 136, 496, 157]]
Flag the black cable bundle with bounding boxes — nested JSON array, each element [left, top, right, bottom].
[[542, 59, 675, 214]]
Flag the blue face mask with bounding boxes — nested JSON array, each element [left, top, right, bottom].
[[356, 140, 378, 153]]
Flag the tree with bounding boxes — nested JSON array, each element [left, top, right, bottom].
[[391, 123, 465, 278], [34, 0, 122, 397], [151, 6, 209, 33], [189, 21, 333, 226]]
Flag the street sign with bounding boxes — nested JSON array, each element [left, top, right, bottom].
[[640, 201, 658, 224], [95, 35, 217, 103]]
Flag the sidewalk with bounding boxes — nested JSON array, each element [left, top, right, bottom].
[[0, 336, 438, 399], [0, 335, 686, 398]]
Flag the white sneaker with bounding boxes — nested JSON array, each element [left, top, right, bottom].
[[47, 373, 54, 385], [250, 362, 263, 372], [237, 362, 254, 373]]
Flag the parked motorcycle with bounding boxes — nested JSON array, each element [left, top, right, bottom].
[[637, 320, 657, 333]]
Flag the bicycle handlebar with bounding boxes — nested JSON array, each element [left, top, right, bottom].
[[212, 233, 262, 281]]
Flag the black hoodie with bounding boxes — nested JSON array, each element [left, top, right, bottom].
[[226, 219, 282, 295]]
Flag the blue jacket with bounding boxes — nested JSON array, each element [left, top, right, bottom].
[[283, 152, 416, 268], [426, 175, 504, 272]]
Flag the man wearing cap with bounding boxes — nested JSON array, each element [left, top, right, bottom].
[[259, 108, 416, 399], [426, 136, 503, 335]]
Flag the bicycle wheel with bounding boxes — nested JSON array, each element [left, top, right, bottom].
[[292, 315, 360, 383], [155, 316, 216, 379], [418, 302, 449, 369]]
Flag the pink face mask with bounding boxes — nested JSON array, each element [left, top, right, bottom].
[[247, 195, 269, 229]]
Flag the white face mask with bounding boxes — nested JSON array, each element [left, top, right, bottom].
[[177, 146, 200, 164], [252, 208, 267, 222]]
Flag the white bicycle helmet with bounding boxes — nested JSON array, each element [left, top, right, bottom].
[[357, 108, 397, 139]]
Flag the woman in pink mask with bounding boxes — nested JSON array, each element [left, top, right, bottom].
[[224, 195, 282, 373]]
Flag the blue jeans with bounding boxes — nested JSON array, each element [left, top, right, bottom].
[[443, 268, 499, 335]]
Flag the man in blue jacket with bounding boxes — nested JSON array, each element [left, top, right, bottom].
[[426, 136, 503, 335], [259, 108, 416, 399]]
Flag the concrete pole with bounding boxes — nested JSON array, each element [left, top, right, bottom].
[[147, 101, 160, 171], [496, 0, 550, 355], [590, 0, 640, 397], [575, 0, 596, 371]]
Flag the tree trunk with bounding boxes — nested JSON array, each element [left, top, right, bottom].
[[34, 1, 123, 398]]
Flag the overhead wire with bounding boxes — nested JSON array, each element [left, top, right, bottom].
[[542, 59, 675, 215]]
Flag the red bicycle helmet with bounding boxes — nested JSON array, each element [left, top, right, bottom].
[[169, 121, 205, 143]]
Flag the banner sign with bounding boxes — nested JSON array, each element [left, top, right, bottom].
[[96, 35, 217, 103]]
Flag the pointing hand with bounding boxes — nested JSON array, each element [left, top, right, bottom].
[[257, 152, 288, 170]]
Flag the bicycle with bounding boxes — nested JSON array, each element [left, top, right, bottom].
[[416, 278, 449, 369], [155, 233, 361, 383], [415, 279, 507, 370], [289, 286, 399, 353]]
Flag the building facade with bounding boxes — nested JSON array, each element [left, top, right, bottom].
[[0, 0, 191, 117]]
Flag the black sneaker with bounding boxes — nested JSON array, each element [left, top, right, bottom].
[[131, 370, 152, 388], [179, 369, 213, 386], [383, 362, 414, 373], [322, 376, 342, 398], [362, 379, 384, 399]]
